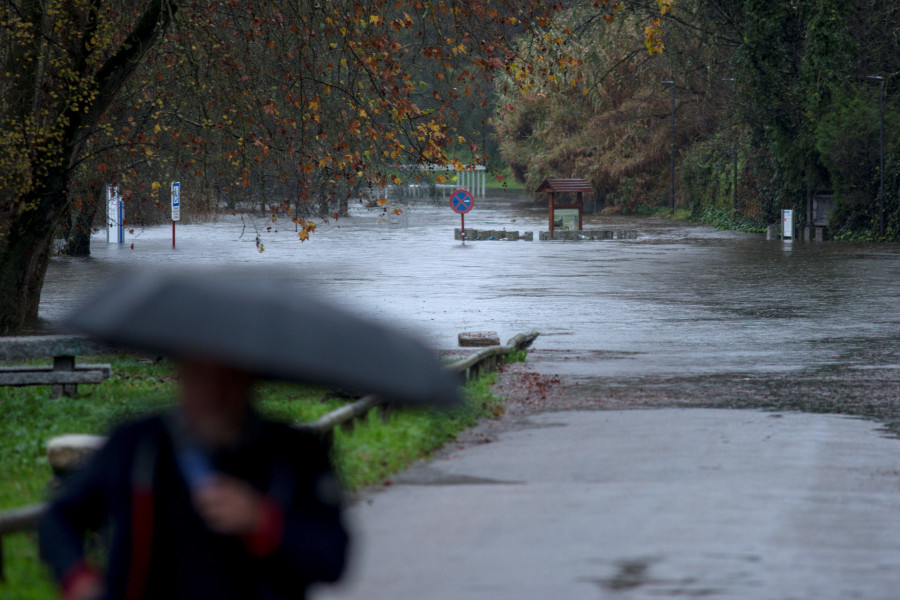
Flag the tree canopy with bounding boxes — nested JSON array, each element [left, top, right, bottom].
[[2, 0, 638, 332]]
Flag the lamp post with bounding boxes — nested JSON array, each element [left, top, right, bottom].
[[722, 77, 738, 216], [662, 80, 675, 212], [867, 75, 885, 237]]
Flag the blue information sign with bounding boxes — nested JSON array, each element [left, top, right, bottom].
[[171, 181, 181, 222], [450, 188, 474, 214]]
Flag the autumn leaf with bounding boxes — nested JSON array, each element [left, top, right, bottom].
[[644, 19, 664, 55]]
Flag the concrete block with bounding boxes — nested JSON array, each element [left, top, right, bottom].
[[815, 227, 827, 242], [47, 434, 106, 475], [766, 224, 779, 240], [506, 231, 519, 241], [458, 331, 501, 347], [523, 232, 534, 241], [454, 228, 462, 240]]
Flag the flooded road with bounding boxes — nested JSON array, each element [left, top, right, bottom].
[[38, 193, 900, 597], [40, 193, 900, 388]]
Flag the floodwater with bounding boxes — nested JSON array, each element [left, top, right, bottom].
[[38, 193, 900, 385]]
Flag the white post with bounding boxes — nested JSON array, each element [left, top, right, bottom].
[[117, 197, 124, 243], [106, 184, 121, 244], [782, 209, 794, 240]]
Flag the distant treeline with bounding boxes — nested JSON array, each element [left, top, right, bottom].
[[494, 0, 899, 240]]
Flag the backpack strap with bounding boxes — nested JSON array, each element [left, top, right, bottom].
[[124, 430, 158, 600]]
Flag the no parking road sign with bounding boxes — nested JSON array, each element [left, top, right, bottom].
[[450, 188, 474, 244], [450, 188, 474, 214]]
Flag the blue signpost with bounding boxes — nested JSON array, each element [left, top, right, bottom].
[[171, 181, 181, 248], [450, 188, 474, 243]]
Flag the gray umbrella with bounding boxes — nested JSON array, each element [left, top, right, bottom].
[[62, 269, 460, 407]]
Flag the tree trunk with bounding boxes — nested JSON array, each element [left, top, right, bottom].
[[0, 182, 69, 333], [0, 0, 175, 333], [61, 195, 100, 257]]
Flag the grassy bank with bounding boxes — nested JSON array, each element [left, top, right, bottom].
[[0, 353, 503, 599]]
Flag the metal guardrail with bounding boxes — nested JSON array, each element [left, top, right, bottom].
[[0, 331, 538, 580], [294, 331, 539, 436]]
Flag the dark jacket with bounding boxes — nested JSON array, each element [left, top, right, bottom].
[[39, 413, 348, 599]]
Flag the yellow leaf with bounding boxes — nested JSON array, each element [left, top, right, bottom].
[[151, 181, 161, 191], [655, 0, 674, 15]]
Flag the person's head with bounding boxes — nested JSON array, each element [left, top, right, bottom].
[[177, 358, 255, 446]]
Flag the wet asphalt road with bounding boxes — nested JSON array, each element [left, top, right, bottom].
[[312, 409, 900, 600]]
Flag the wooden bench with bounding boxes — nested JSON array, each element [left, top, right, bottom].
[[0, 335, 112, 398]]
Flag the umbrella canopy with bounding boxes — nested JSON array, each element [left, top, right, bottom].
[[62, 269, 460, 407]]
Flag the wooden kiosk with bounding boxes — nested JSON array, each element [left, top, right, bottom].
[[536, 178, 592, 238]]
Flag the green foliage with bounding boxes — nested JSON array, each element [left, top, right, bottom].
[[733, 0, 898, 235], [813, 88, 900, 240]]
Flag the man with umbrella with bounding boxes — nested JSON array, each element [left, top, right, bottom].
[[39, 270, 459, 600]]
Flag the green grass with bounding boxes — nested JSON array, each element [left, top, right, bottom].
[[503, 349, 528, 364], [0, 354, 503, 598], [484, 166, 524, 190], [333, 374, 502, 487]]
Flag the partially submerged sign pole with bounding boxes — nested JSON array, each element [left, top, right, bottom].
[[782, 209, 793, 240], [450, 188, 474, 243], [171, 182, 181, 248], [106, 185, 123, 244]]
